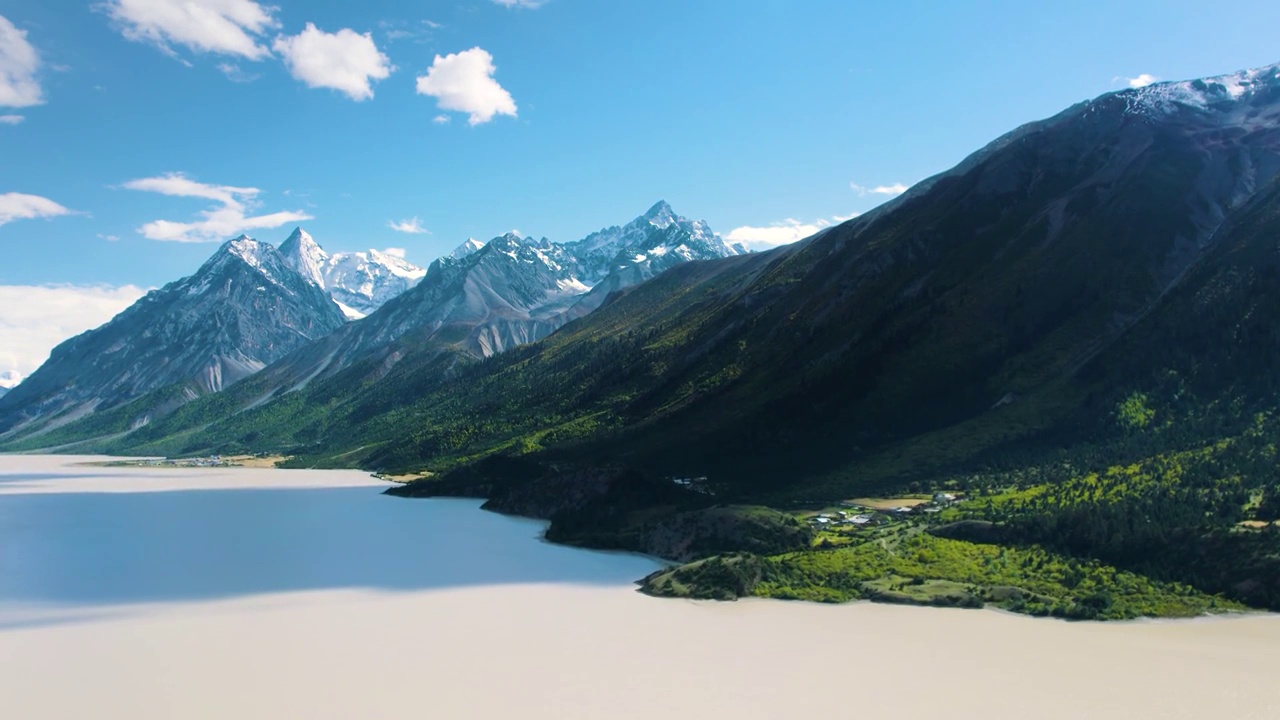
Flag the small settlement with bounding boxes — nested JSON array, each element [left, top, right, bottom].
[[805, 492, 961, 530]]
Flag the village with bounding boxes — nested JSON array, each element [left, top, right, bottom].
[[803, 492, 963, 531]]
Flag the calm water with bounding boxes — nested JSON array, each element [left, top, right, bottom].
[[0, 456, 663, 611], [3, 457, 1279, 720]]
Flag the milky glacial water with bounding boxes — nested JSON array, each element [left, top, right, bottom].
[[1, 455, 1277, 720]]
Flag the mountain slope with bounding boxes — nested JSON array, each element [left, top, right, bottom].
[[279, 228, 426, 318], [2, 203, 746, 451], [92, 63, 1280, 483], [116, 203, 744, 418], [15, 63, 1280, 617], [0, 237, 347, 438]]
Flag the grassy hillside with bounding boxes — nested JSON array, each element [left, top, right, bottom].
[[11, 83, 1280, 618]]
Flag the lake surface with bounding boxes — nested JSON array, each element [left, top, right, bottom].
[[2, 455, 1279, 720], [0, 456, 661, 612]]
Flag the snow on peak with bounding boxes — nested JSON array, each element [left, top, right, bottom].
[[368, 249, 428, 281], [644, 200, 677, 228], [276, 228, 426, 314], [1124, 62, 1280, 117], [0, 370, 22, 389], [280, 227, 330, 288], [450, 237, 487, 260], [224, 236, 268, 266]]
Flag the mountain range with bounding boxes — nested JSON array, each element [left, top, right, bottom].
[[279, 228, 426, 319], [5, 62, 1280, 618], [0, 202, 743, 440], [0, 237, 348, 437]]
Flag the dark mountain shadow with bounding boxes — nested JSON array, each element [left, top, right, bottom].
[[0, 486, 663, 613]]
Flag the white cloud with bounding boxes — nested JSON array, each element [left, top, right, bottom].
[[103, 0, 278, 60], [272, 24, 393, 102], [416, 47, 517, 125], [0, 193, 75, 227], [432, 114, 450, 125], [725, 215, 859, 251], [123, 172, 312, 243], [380, 247, 406, 258], [851, 182, 908, 197], [0, 15, 43, 108], [492, 0, 547, 7], [388, 217, 429, 234], [0, 114, 24, 124], [0, 284, 148, 378], [1125, 73, 1159, 89]]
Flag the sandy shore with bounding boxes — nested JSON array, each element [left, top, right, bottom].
[[1, 455, 1278, 719], [0, 454, 387, 494], [2, 586, 1278, 720]]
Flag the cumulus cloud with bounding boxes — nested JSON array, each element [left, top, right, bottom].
[[492, 0, 547, 7], [851, 182, 908, 197], [0, 193, 75, 227], [1125, 73, 1159, 89], [0, 15, 43, 108], [388, 217, 429, 234], [103, 0, 278, 60], [0, 114, 22, 124], [272, 24, 393, 101], [416, 47, 517, 125], [432, 114, 450, 125], [725, 215, 859, 251], [123, 172, 312, 243], [0, 283, 148, 378]]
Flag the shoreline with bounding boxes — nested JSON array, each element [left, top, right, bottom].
[[10, 452, 1264, 623]]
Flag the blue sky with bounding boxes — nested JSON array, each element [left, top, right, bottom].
[[1, 0, 1279, 378]]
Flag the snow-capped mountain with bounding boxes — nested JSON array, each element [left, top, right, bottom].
[[203, 202, 745, 395], [373, 200, 745, 358], [279, 228, 426, 319], [566, 201, 744, 282], [449, 237, 486, 260], [1121, 62, 1280, 118], [0, 236, 347, 436]]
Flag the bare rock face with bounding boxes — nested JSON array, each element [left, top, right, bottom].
[[0, 236, 347, 436], [234, 203, 745, 394]]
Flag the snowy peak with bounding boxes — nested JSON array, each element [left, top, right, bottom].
[[279, 227, 330, 288], [643, 200, 677, 228], [366, 249, 427, 280], [0, 370, 21, 390], [565, 201, 744, 283], [1124, 61, 1280, 117], [211, 236, 281, 279], [0, 235, 348, 432], [450, 237, 487, 260], [276, 228, 426, 317]]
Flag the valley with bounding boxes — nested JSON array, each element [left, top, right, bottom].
[[5, 63, 1280, 621]]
